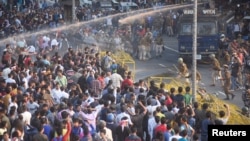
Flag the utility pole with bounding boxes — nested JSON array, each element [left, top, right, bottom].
[[192, 0, 198, 102], [72, 0, 76, 22]]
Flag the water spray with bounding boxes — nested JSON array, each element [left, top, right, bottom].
[[118, 3, 204, 25], [0, 3, 201, 46]]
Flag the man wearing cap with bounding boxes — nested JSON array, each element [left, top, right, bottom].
[[106, 113, 118, 141], [222, 64, 235, 100]]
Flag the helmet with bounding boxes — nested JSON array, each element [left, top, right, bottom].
[[220, 34, 225, 38], [209, 54, 215, 58], [242, 107, 249, 114], [178, 58, 183, 63]]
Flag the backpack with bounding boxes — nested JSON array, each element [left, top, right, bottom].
[[101, 56, 108, 71], [23, 125, 39, 141]]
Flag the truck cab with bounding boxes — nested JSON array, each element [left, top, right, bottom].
[[177, 9, 228, 62]]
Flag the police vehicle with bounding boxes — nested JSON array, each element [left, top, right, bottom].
[[177, 8, 233, 63]]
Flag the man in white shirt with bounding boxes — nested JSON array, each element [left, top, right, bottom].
[[26, 97, 39, 115], [114, 34, 122, 50], [50, 37, 59, 50], [25, 45, 36, 54], [169, 127, 182, 141], [106, 17, 112, 27], [104, 71, 111, 86], [146, 96, 161, 118], [51, 83, 62, 104], [5, 73, 16, 84], [98, 120, 113, 141], [148, 112, 158, 141], [60, 87, 69, 99], [42, 35, 50, 48], [82, 93, 94, 107], [116, 106, 133, 125], [110, 70, 123, 89], [2, 66, 11, 80], [21, 105, 32, 125], [8, 96, 18, 114]]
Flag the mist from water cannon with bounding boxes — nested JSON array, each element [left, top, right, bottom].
[[0, 3, 202, 46], [118, 3, 204, 25]]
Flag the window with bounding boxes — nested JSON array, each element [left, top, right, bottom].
[[180, 22, 217, 35], [181, 24, 192, 35], [197, 22, 216, 35]]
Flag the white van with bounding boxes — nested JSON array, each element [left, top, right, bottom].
[[119, 2, 138, 12]]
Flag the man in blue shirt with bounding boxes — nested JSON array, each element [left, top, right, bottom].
[[200, 111, 214, 141], [163, 123, 172, 141]]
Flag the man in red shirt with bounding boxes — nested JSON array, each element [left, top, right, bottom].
[[154, 116, 167, 136], [121, 75, 134, 90], [98, 71, 106, 89]]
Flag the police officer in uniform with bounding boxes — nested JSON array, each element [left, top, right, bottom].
[[222, 64, 235, 100], [223, 50, 231, 65], [186, 70, 202, 85], [145, 28, 153, 59], [177, 57, 190, 84], [210, 54, 223, 86], [155, 33, 163, 58], [138, 36, 147, 61]]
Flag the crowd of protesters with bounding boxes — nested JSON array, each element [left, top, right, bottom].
[[0, 43, 233, 141]]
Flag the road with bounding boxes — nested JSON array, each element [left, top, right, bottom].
[[134, 35, 245, 109]]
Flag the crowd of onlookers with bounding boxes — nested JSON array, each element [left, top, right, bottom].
[[0, 43, 233, 141], [0, 0, 64, 38]]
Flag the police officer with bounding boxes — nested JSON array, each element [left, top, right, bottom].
[[177, 57, 190, 84], [145, 28, 153, 59], [223, 50, 231, 65], [187, 70, 202, 85], [138, 37, 147, 61], [154, 33, 163, 58], [222, 64, 235, 100], [210, 54, 223, 86]]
